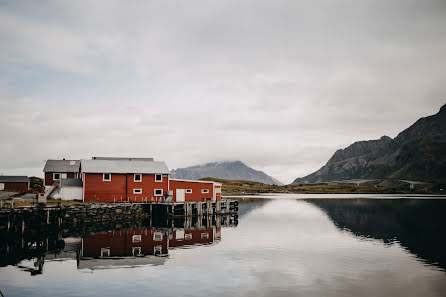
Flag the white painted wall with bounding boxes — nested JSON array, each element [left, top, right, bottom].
[[49, 186, 82, 200], [60, 186, 82, 200]]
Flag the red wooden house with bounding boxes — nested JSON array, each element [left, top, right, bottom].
[[43, 159, 80, 191], [0, 176, 30, 192], [169, 179, 222, 202], [43, 157, 222, 203], [80, 157, 170, 203]]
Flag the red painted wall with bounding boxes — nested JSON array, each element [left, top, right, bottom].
[[83, 173, 169, 202], [2, 182, 29, 192], [215, 185, 221, 201], [126, 174, 169, 202], [169, 229, 214, 247], [169, 180, 215, 202], [44, 172, 75, 186], [84, 173, 127, 202], [82, 229, 168, 257]]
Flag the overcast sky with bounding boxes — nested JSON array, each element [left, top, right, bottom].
[[0, 0, 445, 184]]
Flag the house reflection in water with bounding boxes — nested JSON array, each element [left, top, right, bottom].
[[0, 214, 237, 273], [79, 226, 221, 269]]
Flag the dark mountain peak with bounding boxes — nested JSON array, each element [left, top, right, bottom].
[[326, 136, 392, 165], [292, 102, 446, 185], [171, 160, 283, 185]]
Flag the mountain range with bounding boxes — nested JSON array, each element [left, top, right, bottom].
[[170, 161, 283, 185], [292, 103, 446, 185]]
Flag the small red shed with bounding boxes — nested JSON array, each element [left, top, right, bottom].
[[169, 179, 222, 202], [0, 176, 30, 192]]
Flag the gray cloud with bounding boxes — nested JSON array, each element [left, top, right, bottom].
[[0, 0, 445, 183]]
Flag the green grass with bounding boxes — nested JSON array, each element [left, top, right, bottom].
[[199, 177, 438, 195]]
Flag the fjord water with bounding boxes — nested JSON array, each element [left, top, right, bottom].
[[1, 198, 446, 297]]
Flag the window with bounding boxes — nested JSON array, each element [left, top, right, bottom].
[[154, 189, 163, 196], [175, 230, 184, 240], [53, 173, 61, 180], [154, 245, 162, 256], [201, 189, 209, 194], [185, 233, 192, 240], [100, 248, 110, 257], [134, 174, 142, 182], [155, 174, 163, 182], [133, 189, 142, 194], [132, 247, 141, 257], [186, 189, 192, 194], [103, 173, 111, 181], [132, 235, 141, 243], [153, 231, 163, 241], [201, 233, 209, 239]]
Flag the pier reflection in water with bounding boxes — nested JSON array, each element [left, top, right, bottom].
[[0, 214, 238, 274], [1, 198, 446, 297]]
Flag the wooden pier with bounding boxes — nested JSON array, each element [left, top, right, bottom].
[[0, 200, 239, 234], [151, 200, 238, 218]]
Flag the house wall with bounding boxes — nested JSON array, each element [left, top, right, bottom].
[[1, 182, 29, 192], [60, 186, 82, 200], [44, 172, 75, 186], [83, 173, 169, 202], [84, 173, 127, 202], [169, 228, 214, 247], [82, 229, 168, 257], [214, 184, 222, 201], [126, 174, 169, 202], [169, 180, 215, 202]]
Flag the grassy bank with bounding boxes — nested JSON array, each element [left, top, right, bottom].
[[200, 178, 440, 195]]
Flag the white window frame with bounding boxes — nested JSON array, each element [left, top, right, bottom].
[[53, 173, 61, 180], [185, 233, 192, 240], [201, 233, 209, 239], [134, 174, 142, 182], [133, 189, 142, 194], [153, 231, 163, 241], [100, 248, 110, 257], [103, 173, 111, 182], [155, 174, 163, 182], [154, 189, 163, 196], [154, 245, 162, 256], [186, 189, 192, 194], [201, 189, 209, 194], [132, 247, 142, 257], [132, 234, 142, 243]]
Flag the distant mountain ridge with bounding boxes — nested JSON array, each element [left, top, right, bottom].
[[292, 103, 446, 185], [171, 161, 283, 185]]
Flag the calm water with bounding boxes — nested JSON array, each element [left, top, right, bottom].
[[1, 197, 446, 297]]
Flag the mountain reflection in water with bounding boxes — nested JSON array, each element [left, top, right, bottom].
[[308, 199, 446, 271], [1, 198, 446, 297]]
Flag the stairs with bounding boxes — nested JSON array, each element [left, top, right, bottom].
[[43, 180, 60, 200]]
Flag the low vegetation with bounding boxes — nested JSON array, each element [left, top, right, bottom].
[[199, 177, 440, 195]]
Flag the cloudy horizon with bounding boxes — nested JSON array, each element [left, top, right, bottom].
[[1, 0, 445, 184]]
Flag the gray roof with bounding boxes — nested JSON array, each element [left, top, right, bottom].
[[0, 176, 29, 183], [43, 160, 80, 173], [60, 178, 83, 187], [81, 159, 170, 174], [92, 157, 154, 161]]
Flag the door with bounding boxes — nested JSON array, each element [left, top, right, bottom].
[[176, 189, 185, 202], [0, 183, 4, 191]]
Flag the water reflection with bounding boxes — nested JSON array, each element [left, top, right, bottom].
[[1, 198, 446, 297], [309, 199, 446, 271], [0, 214, 238, 274]]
